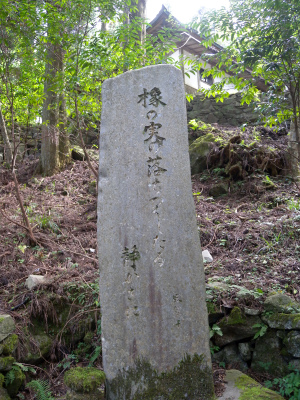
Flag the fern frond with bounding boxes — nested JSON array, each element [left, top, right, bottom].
[[26, 379, 54, 400]]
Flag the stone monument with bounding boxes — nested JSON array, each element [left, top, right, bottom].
[[97, 65, 214, 399]]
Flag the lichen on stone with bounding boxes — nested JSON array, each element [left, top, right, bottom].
[[108, 354, 215, 400]]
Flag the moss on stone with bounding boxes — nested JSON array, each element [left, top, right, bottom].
[[262, 312, 300, 329], [235, 374, 284, 399], [0, 373, 4, 387], [2, 335, 18, 355], [0, 357, 15, 373], [5, 366, 25, 397], [64, 367, 105, 394], [108, 354, 215, 400], [219, 307, 246, 327]]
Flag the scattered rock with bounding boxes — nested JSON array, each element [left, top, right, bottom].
[[5, 365, 25, 397], [202, 249, 213, 263], [72, 146, 85, 161], [25, 275, 47, 290]]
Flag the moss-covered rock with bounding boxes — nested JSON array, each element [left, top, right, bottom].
[[208, 183, 228, 198], [20, 334, 52, 364], [264, 293, 300, 314], [251, 331, 289, 377], [64, 367, 105, 394], [215, 307, 261, 347], [2, 335, 18, 356], [189, 133, 217, 174], [0, 387, 11, 400], [5, 366, 25, 397], [0, 357, 14, 373], [107, 354, 215, 400], [262, 312, 300, 330], [219, 369, 284, 400]]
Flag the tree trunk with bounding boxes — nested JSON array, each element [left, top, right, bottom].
[[132, 0, 147, 43], [288, 117, 300, 178], [0, 102, 12, 165]]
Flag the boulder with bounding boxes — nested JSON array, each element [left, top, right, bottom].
[[215, 307, 261, 347], [283, 331, 300, 357], [0, 316, 15, 342], [251, 330, 289, 377], [219, 369, 284, 400], [264, 293, 300, 314]]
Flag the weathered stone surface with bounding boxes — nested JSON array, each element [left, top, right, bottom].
[[238, 342, 252, 362], [0, 316, 15, 342], [219, 369, 284, 400], [264, 293, 300, 314], [202, 249, 213, 263], [251, 331, 289, 377], [25, 275, 47, 290], [97, 65, 213, 399], [283, 331, 300, 357], [215, 307, 261, 347], [262, 312, 300, 330]]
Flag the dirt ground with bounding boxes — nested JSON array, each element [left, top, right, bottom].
[[0, 131, 299, 398]]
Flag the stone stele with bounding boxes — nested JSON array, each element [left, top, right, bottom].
[[97, 65, 214, 399]]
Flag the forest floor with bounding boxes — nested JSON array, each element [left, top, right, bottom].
[[0, 126, 299, 398]]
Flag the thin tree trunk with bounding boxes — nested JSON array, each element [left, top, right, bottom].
[[41, 42, 60, 175], [0, 102, 12, 165], [132, 0, 147, 43]]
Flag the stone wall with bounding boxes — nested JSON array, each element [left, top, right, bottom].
[[207, 286, 300, 377], [187, 93, 260, 126]]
